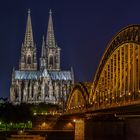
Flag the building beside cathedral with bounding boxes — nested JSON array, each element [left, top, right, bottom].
[[10, 10, 74, 104]]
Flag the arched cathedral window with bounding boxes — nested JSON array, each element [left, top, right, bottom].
[[21, 81, 25, 100], [31, 84, 34, 98], [27, 56, 31, 64], [14, 86, 19, 100], [45, 83, 49, 97], [49, 55, 53, 67], [37, 86, 41, 100]]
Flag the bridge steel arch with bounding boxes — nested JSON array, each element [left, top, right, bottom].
[[90, 25, 140, 109], [66, 82, 91, 113]]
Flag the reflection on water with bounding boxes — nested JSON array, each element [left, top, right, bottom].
[[0, 130, 74, 140]]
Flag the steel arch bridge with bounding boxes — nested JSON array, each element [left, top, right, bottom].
[[66, 25, 140, 113], [66, 82, 91, 113]]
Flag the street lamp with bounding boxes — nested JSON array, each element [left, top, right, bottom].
[[73, 119, 76, 123], [33, 112, 37, 116]]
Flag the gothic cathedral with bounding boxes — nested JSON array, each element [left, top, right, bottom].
[[10, 10, 74, 104]]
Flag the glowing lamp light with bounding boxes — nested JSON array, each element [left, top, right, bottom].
[[73, 119, 76, 122], [42, 122, 46, 127], [33, 112, 37, 115], [19, 130, 23, 134]]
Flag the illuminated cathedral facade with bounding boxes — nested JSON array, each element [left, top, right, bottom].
[[10, 10, 74, 104]]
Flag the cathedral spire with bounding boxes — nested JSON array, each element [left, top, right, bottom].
[[40, 35, 47, 70], [41, 35, 46, 57], [24, 9, 34, 47], [19, 9, 37, 70], [46, 9, 56, 47]]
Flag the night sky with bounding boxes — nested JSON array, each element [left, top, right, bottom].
[[1, 0, 140, 98]]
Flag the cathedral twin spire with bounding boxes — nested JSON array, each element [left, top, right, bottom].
[[19, 9, 37, 70], [24, 9, 34, 48], [46, 9, 56, 48], [40, 9, 61, 71], [41, 9, 57, 59], [20, 9, 60, 71], [24, 9, 56, 49]]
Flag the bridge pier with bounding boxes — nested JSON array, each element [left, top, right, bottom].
[[74, 119, 85, 140], [73, 114, 125, 140], [74, 116, 125, 140]]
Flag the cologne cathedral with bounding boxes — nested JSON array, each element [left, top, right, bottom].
[[10, 10, 74, 104]]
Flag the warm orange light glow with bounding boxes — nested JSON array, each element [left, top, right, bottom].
[[42, 122, 46, 127], [65, 122, 74, 129], [73, 119, 76, 122]]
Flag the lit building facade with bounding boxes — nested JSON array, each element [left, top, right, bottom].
[[10, 10, 74, 104]]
